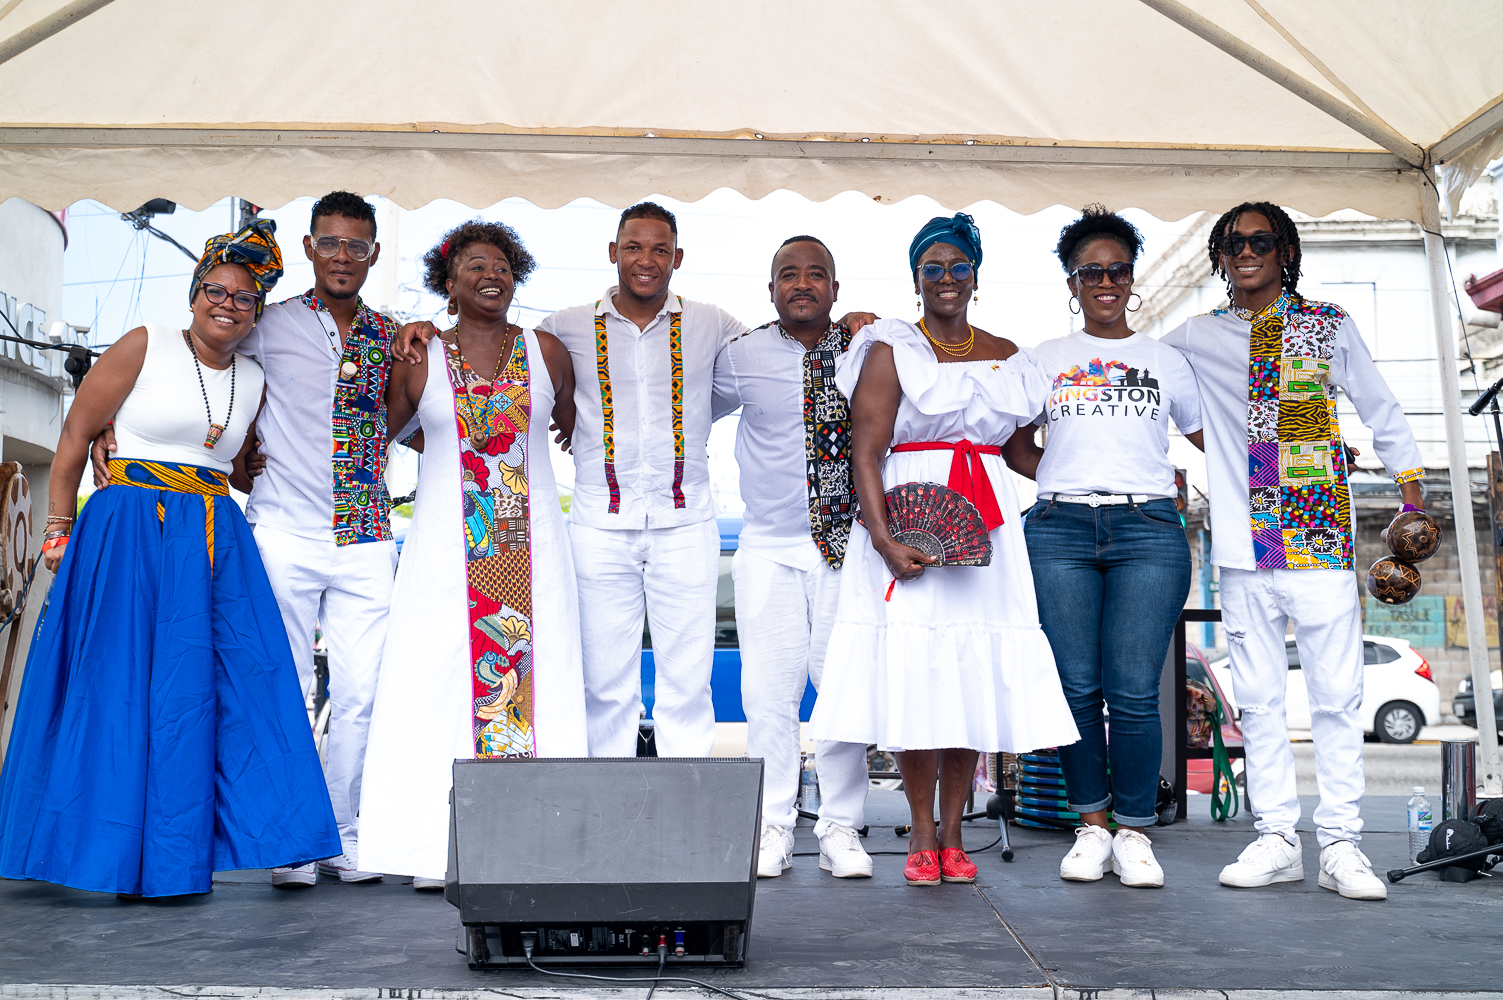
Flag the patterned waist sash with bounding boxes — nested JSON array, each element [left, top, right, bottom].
[[890, 441, 1004, 531], [108, 458, 227, 569], [444, 335, 537, 759], [594, 307, 685, 513]]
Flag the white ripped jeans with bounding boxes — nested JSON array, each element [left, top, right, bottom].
[[1219, 566, 1365, 848]]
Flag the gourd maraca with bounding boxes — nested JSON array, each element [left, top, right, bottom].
[[1366, 509, 1439, 606]]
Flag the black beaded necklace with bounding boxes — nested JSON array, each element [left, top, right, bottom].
[[183, 330, 236, 448]]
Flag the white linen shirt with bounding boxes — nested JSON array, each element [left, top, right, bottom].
[[241, 297, 350, 542], [537, 287, 746, 530], [712, 322, 835, 568], [1161, 307, 1423, 571]]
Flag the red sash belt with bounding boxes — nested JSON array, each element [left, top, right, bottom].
[[890, 440, 1004, 531]]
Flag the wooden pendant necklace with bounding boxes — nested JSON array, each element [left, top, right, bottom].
[[918, 317, 976, 358], [450, 329, 510, 450], [184, 330, 236, 448]]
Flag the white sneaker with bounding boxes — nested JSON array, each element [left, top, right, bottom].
[[1111, 829, 1164, 888], [412, 877, 445, 891], [1319, 841, 1387, 900], [270, 862, 316, 888], [757, 825, 795, 878], [1059, 824, 1114, 882], [1219, 833, 1304, 887], [818, 825, 873, 878], [316, 853, 383, 883]]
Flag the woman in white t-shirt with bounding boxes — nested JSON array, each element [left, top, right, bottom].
[[1003, 206, 1205, 888]]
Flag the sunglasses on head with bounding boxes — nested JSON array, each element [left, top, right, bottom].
[[311, 235, 376, 261], [917, 262, 974, 282], [199, 282, 261, 312], [1218, 233, 1279, 257], [1070, 262, 1134, 287]]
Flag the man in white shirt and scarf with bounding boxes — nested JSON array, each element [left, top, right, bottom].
[[1162, 201, 1424, 901], [712, 236, 873, 879]]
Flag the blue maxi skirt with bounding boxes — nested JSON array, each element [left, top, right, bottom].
[[0, 459, 341, 896]]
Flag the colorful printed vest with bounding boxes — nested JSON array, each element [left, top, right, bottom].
[[299, 291, 398, 546]]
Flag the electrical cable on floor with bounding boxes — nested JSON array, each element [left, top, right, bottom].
[[793, 831, 1004, 857], [524, 939, 753, 1000]]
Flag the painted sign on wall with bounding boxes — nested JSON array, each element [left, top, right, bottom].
[[1444, 595, 1500, 649], [1362, 594, 1445, 648]]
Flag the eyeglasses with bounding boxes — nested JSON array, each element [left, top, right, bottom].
[[917, 262, 974, 282], [198, 282, 261, 312], [1218, 233, 1278, 257], [311, 235, 376, 261], [1070, 262, 1134, 287]]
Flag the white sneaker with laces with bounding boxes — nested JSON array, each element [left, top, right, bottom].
[[1219, 833, 1304, 887], [412, 877, 445, 891], [1059, 824, 1114, 882], [270, 862, 316, 888], [818, 824, 874, 878], [1111, 829, 1164, 887], [757, 825, 795, 878], [316, 853, 383, 883], [1319, 840, 1387, 900]]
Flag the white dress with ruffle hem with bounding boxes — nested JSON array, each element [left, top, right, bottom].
[[808, 319, 1081, 753]]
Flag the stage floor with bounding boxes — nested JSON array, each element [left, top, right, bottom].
[[2, 790, 1501, 998]]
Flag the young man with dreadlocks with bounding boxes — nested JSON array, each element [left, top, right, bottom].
[[1162, 202, 1424, 900]]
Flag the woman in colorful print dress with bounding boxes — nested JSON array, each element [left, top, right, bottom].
[[809, 214, 1079, 887], [358, 221, 588, 886], [0, 221, 341, 897]]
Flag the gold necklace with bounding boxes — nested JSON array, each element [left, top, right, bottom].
[[449, 328, 511, 449], [918, 317, 975, 358]]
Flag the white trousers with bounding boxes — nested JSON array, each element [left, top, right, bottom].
[[253, 523, 396, 855], [733, 547, 869, 835], [571, 520, 719, 758], [1220, 566, 1365, 848]]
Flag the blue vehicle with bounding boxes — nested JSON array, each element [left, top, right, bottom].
[[640, 517, 817, 749]]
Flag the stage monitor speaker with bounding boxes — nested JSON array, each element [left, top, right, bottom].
[[446, 757, 763, 967]]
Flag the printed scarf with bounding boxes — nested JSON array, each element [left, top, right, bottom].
[[793, 322, 856, 568]]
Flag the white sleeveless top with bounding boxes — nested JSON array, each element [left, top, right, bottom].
[[112, 322, 264, 474]]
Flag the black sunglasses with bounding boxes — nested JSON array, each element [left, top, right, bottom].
[[1219, 233, 1279, 257], [199, 281, 261, 312], [917, 262, 974, 282], [1071, 262, 1134, 287]]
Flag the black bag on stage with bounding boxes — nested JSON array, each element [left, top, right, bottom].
[[1417, 818, 1490, 882], [1473, 798, 1503, 844]]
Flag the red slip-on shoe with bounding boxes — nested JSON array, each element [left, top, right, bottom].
[[904, 849, 941, 886], [939, 848, 977, 883]]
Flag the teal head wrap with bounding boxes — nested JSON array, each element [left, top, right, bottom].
[[908, 213, 982, 275]]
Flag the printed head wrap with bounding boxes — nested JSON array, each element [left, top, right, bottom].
[[189, 218, 284, 317], [908, 213, 982, 275]]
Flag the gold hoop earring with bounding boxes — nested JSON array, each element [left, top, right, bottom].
[[1069, 296, 1081, 315], [1127, 293, 1142, 313]]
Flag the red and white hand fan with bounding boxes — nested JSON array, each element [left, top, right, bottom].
[[858, 482, 992, 566]]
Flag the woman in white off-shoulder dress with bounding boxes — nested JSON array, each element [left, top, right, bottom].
[[810, 213, 1079, 887]]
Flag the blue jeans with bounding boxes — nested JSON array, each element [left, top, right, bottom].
[[1023, 497, 1190, 827]]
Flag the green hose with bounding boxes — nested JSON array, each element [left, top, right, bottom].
[[1210, 690, 1240, 821]]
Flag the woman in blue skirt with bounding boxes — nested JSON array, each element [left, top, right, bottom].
[[0, 220, 341, 897]]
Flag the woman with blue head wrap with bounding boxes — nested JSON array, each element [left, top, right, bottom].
[[808, 212, 1081, 888], [0, 220, 341, 898]]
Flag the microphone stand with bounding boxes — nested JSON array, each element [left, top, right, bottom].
[[1469, 374, 1503, 753]]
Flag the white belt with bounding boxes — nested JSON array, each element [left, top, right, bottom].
[[1038, 492, 1158, 507]]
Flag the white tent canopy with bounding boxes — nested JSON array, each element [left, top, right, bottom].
[[0, 0, 1501, 220], [2, 0, 1502, 787]]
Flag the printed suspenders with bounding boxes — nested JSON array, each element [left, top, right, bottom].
[[594, 306, 685, 513]]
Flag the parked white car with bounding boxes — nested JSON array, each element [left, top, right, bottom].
[[1206, 635, 1440, 744]]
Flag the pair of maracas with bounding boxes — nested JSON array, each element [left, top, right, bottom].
[[1366, 509, 1442, 605]]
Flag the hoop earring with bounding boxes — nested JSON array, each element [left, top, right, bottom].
[[1126, 293, 1142, 313], [1069, 296, 1081, 315]]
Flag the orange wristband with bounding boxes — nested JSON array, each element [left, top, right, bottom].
[[41, 536, 68, 554]]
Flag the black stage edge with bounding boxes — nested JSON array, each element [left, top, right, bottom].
[[3, 790, 1502, 995]]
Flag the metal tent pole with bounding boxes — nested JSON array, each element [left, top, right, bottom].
[[1420, 173, 1502, 797]]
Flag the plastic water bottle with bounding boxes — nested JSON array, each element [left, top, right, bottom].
[[799, 757, 821, 813], [1407, 786, 1433, 864]]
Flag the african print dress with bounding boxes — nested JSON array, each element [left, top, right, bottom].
[[0, 322, 340, 897], [358, 330, 587, 881]]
